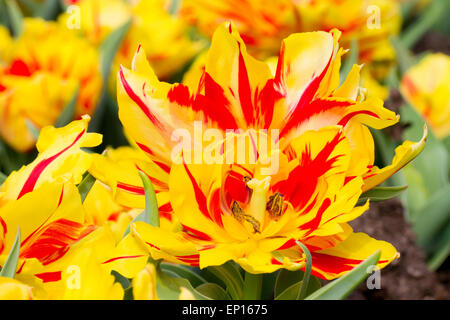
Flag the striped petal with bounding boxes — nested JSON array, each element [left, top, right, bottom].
[[0, 116, 101, 203], [363, 126, 428, 192]]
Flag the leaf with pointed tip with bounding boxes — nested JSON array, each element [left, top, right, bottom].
[[275, 276, 321, 300], [5, 0, 23, 37], [205, 262, 244, 300], [305, 251, 381, 300], [156, 265, 211, 300], [296, 241, 312, 300], [0, 171, 6, 185], [78, 173, 96, 203], [274, 269, 304, 298], [0, 227, 21, 278], [161, 263, 207, 288], [122, 171, 159, 238], [357, 185, 408, 205], [99, 20, 131, 82], [195, 283, 231, 300]]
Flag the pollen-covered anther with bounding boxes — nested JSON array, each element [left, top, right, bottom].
[[266, 192, 283, 219], [230, 201, 261, 234]]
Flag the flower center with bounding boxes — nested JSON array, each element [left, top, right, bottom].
[[230, 176, 284, 234]]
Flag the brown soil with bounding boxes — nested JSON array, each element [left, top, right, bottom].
[[347, 199, 449, 300], [413, 32, 450, 55]]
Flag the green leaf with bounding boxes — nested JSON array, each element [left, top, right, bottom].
[[99, 20, 131, 82], [205, 262, 244, 300], [0, 1, 9, 27], [296, 241, 312, 300], [139, 171, 159, 227], [391, 36, 415, 75], [160, 263, 208, 288], [357, 185, 408, 205], [0, 227, 21, 278], [275, 277, 321, 300], [195, 283, 231, 300], [111, 270, 130, 290], [400, 0, 420, 19], [274, 269, 305, 298], [55, 85, 79, 128], [25, 119, 40, 141], [305, 250, 380, 300], [78, 173, 96, 203], [339, 39, 358, 85], [17, 0, 40, 15], [412, 184, 450, 251], [427, 222, 450, 271], [156, 264, 211, 300], [5, 0, 23, 37], [0, 171, 6, 185], [400, 0, 447, 49], [401, 103, 448, 188], [122, 171, 159, 238], [35, 0, 61, 20], [242, 272, 263, 300], [90, 20, 131, 132], [399, 103, 449, 218]]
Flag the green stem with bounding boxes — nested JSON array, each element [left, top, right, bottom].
[[242, 272, 263, 300]]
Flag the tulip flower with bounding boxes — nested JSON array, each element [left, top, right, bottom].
[[400, 53, 450, 139], [38, 226, 124, 300], [180, 0, 299, 57], [295, 0, 401, 72], [61, 0, 204, 81], [0, 18, 102, 152], [0, 115, 102, 204], [180, 0, 400, 71], [0, 116, 123, 299], [104, 23, 426, 279]]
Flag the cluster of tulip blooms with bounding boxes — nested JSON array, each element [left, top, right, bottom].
[[0, 0, 448, 300]]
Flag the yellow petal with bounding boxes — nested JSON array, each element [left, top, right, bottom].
[[0, 277, 33, 300], [363, 125, 428, 192]]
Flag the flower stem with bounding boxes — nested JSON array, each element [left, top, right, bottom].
[[242, 272, 263, 300]]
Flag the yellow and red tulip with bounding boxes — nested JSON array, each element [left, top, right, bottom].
[[104, 23, 426, 279], [401, 53, 450, 139], [0, 117, 125, 299], [0, 18, 102, 152], [295, 0, 401, 71], [180, 0, 299, 58], [61, 0, 204, 82]]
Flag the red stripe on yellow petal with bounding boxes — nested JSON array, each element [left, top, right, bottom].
[[280, 54, 334, 137], [20, 219, 84, 265], [102, 255, 146, 265], [238, 44, 255, 126], [183, 162, 212, 222], [17, 130, 85, 199], [119, 67, 165, 131], [338, 110, 379, 127], [117, 182, 145, 195], [182, 224, 213, 241]]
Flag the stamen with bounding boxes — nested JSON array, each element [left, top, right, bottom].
[[231, 201, 261, 233], [266, 192, 283, 219]]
